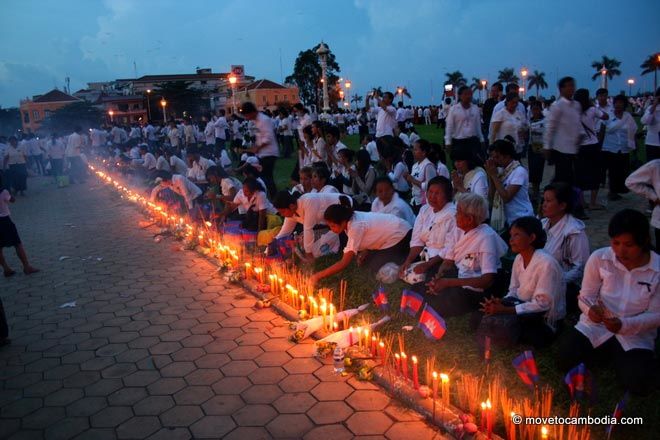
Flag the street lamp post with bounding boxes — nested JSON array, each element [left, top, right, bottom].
[[316, 42, 330, 114], [601, 67, 608, 89], [108, 110, 114, 123], [397, 86, 404, 104], [520, 68, 528, 99], [627, 78, 635, 97], [345, 80, 351, 109], [146, 89, 152, 121], [228, 75, 238, 114], [481, 80, 487, 103], [160, 99, 167, 123]]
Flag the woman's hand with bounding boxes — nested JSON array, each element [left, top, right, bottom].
[[480, 297, 504, 315], [356, 251, 369, 267], [588, 305, 605, 323], [413, 262, 429, 274], [398, 262, 410, 278], [603, 317, 622, 334], [484, 158, 498, 177], [426, 277, 450, 294]]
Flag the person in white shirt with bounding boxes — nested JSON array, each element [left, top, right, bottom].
[[445, 87, 484, 160], [311, 166, 339, 194], [557, 209, 659, 395], [395, 102, 407, 131], [405, 139, 437, 211], [0, 180, 39, 277], [204, 117, 216, 148], [155, 149, 171, 172], [150, 170, 202, 215], [485, 139, 534, 232], [166, 150, 188, 176], [626, 159, 660, 248], [423, 107, 432, 125], [361, 135, 379, 163], [273, 191, 347, 260], [186, 148, 216, 183], [527, 101, 546, 201], [144, 122, 158, 149], [241, 103, 279, 198], [425, 193, 508, 316], [278, 109, 294, 159], [601, 95, 638, 201], [213, 110, 229, 152], [45, 133, 65, 178], [65, 127, 87, 184], [183, 119, 196, 147], [366, 91, 397, 138], [350, 150, 376, 207], [292, 166, 313, 195], [110, 124, 127, 146], [540, 182, 590, 314], [310, 196, 412, 285], [399, 176, 457, 281], [450, 149, 489, 202], [371, 177, 415, 226], [573, 89, 609, 210], [641, 90, 660, 161], [382, 144, 410, 195], [309, 121, 328, 165], [167, 121, 181, 148], [139, 144, 157, 173], [543, 77, 582, 187], [293, 103, 312, 145], [3, 137, 28, 195], [489, 93, 527, 154], [478, 216, 566, 348]]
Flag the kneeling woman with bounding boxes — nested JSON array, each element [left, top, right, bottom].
[[425, 193, 508, 317], [477, 216, 566, 348], [310, 196, 412, 285], [150, 170, 203, 217], [557, 209, 659, 395]]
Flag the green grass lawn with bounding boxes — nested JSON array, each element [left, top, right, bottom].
[[271, 124, 657, 439]]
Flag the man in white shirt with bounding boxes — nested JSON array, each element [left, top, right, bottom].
[[626, 159, 660, 247], [186, 148, 216, 183], [641, 91, 660, 161], [241, 102, 279, 198], [366, 91, 397, 139], [151, 170, 202, 213], [423, 107, 431, 125], [445, 86, 484, 160], [543, 77, 581, 186], [395, 102, 407, 132], [278, 109, 294, 159], [65, 127, 87, 183], [214, 110, 229, 153]]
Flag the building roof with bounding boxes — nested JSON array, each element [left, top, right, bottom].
[[32, 89, 80, 103], [244, 79, 288, 91], [116, 73, 229, 83]]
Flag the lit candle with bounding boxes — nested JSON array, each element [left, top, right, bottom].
[[411, 356, 419, 389], [371, 336, 377, 356], [378, 341, 385, 359], [394, 353, 401, 375], [349, 327, 354, 346], [333, 322, 338, 332], [541, 426, 548, 440], [440, 373, 449, 407], [401, 352, 408, 380], [363, 329, 369, 352], [480, 402, 487, 431], [432, 371, 438, 400], [356, 327, 362, 348], [486, 399, 493, 439]]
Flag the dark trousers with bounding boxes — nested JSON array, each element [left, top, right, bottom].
[[527, 149, 545, 187], [602, 151, 629, 194], [557, 327, 655, 395], [452, 137, 483, 162], [576, 144, 602, 191], [363, 230, 412, 272], [476, 311, 559, 349], [68, 157, 87, 184], [552, 151, 577, 185], [646, 144, 660, 162], [259, 156, 278, 199], [280, 136, 293, 158], [426, 286, 487, 318], [51, 159, 64, 177], [0, 298, 8, 340], [7, 163, 28, 192]]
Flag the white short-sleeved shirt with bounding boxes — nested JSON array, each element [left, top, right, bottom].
[[410, 202, 457, 258], [370, 193, 416, 227], [156, 156, 171, 171], [344, 211, 411, 254], [436, 162, 450, 179], [220, 177, 242, 198], [491, 108, 526, 150], [248, 191, 277, 215], [0, 189, 11, 217], [502, 166, 534, 223], [580, 106, 605, 146], [312, 185, 339, 194], [376, 106, 397, 138], [542, 215, 590, 285], [388, 162, 410, 193], [411, 158, 437, 205], [142, 153, 157, 170], [169, 155, 188, 175]]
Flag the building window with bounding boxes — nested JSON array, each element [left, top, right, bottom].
[[262, 96, 266, 103], [118, 104, 128, 112], [44, 110, 52, 118], [275, 95, 279, 102], [33, 110, 40, 120], [133, 104, 140, 110], [23, 112, 30, 123]]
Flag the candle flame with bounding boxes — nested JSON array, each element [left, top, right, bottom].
[[440, 373, 449, 383], [432, 371, 438, 379], [411, 355, 418, 364]]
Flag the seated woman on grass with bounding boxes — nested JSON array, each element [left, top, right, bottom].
[[399, 176, 457, 282], [311, 166, 339, 194], [477, 216, 566, 348], [309, 196, 412, 286], [557, 209, 659, 396], [370, 176, 416, 226], [425, 193, 508, 317]]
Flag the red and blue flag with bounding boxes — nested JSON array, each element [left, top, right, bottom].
[[418, 304, 447, 340], [372, 286, 390, 312], [564, 362, 594, 401], [512, 350, 539, 388], [400, 289, 424, 317], [606, 393, 628, 439]]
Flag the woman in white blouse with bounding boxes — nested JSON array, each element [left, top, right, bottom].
[[3, 136, 28, 195], [478, 216, 566, 348], [399, 176, 457, 281], [489, 93, 527, 154], [310, 196, 412, 285], [601, 95, 638, 201], [541, 182, 590, 313], [382, 144, 410, 197], [311, 166, 339, 194], [371, 177, 415, 226], [557, 209, 659, 395], [425, 193, 508, 317], [404, 139, 437, 213], [450, 149, 488, 202]]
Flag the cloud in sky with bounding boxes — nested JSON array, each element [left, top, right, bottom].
[[1, 0, 659, 108]]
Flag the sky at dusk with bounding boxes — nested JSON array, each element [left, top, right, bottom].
[[1, 0, 659, 108]]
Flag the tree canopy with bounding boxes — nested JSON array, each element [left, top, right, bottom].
[[285, 43, 341, 108], [39, 101, 104, 134], [497, 68, 520, 86], [154, 81, 208, 119]]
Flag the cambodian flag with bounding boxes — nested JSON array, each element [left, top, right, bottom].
[[564, 363, 593, 401], [418, 304, 447, 340], [606, 393, 628, 439], [484, 336, 492, 364], [512, 350, 540, 388], [372, 286, 389, 312], [400, 289, 424, 317]]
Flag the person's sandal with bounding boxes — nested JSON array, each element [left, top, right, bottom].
[[4, 270, 16, 278]]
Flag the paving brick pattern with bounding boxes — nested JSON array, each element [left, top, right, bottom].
[[0, 177, 447, 439]]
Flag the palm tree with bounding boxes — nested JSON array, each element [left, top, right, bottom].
[[641, 53, 660, 92], [444, 71, 467, 98], [497, 68, 519, 86], [527, 70, 548, 98], [470, 77, 486, 101], [591, 55, 621, 89], [350, 94, 363, 109]]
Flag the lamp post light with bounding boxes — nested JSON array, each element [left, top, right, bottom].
[[627, 78, 635, 97], [601, 67, 608, 89], [146, 89, 152, 121], [519, 87, 525, 98], [316, 42, 330, 114], [481, 79, 487, 103], [108, 110, 114, 123], [520, 68, 528, 99], [397, 86, 404, 104], [160, 99, 167, 123], [228, 75, 238, 115], [345, 80, 352, 109]]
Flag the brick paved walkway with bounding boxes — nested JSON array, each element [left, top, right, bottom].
[[0, 177, 447, 439]]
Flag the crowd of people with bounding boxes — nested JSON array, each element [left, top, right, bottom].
[[1, 77, 659, 394]]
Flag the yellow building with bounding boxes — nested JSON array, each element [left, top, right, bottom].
[[231, 79, 300, 113], [19, 89, 80, 133]]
